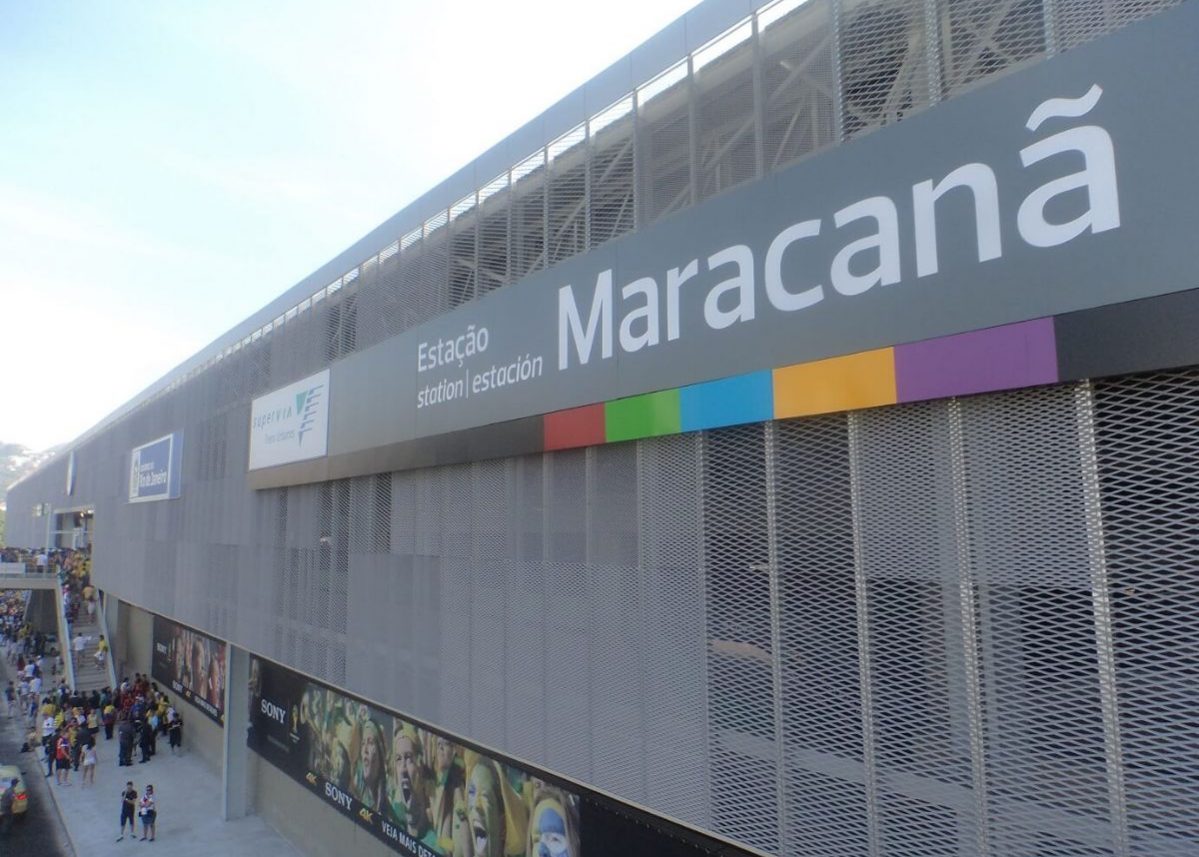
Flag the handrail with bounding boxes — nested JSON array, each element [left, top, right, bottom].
[[54, 582, 77, 691], [94, 590, 118, 688]]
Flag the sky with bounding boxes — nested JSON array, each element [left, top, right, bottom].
[[0, 0, 699, 451]]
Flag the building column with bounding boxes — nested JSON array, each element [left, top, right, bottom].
[[222, 644, 252, 820]]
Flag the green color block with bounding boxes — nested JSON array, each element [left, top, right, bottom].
[[604, 389, 681, 442]]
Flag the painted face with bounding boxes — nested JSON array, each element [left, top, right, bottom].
[[534, 805, 570, 857], [395, 735, 417, 804], [330, 745, 351, 789], [394, 734, 427, 833], [361, 726, 381, 781], [467, 763, 503, 857], [191, 640, 206, 687], [436, 737, 453, 777], [451, 786, 471, 857]]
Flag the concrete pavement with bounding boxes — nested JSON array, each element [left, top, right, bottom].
[[2, 659, 299, 857], [43, 742, 300, 857]]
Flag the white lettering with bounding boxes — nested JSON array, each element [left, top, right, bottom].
[[666, 260, 699, 341], [546, 85, 1120, 370], [324, 782, 354, 810], [913, 163, 1002, 277], [558, 271, 613, 369], [1018, 86, 1119, 248], [619, 277, 660, 353], [704, 244, 755, 329], [765, 220, 824, 312], [831, 196, 901, 296]]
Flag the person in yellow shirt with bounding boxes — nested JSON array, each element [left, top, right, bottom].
[[94, 635, 109, 667]]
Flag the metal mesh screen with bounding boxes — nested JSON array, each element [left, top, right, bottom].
[[838, 0, 935, 140], [759, 0, 837, 171], [1091, 370, 1199, 856], [853, 402, 976, 855], [1054, 0, 1184, 51], [448, 201, 479, 308], [588, 97, 636, 246], [941, 0, 1047, 95], [13, 369, 1199, 856], [637, 63, 693, 225], [703, 425, 777, 854], [510, 154, 546, 281], [775, 413, 869, 857], [694, 22, 759, 201], [476, 178, 510, 296], [547, 125, 589, 266]]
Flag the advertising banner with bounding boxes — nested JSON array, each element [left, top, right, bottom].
[[152, 615, 226, 725], [128, 432, 182, 503], [249, 369, 330, 470], [248, 656, 582, 857]]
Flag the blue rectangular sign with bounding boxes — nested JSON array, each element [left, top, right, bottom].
[[128, 432, 182, 503]]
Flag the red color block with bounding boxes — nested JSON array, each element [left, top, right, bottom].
[[544, 404, 606, 451]]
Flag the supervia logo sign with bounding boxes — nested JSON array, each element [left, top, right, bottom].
[[249, 369, 330, 470], [295, 384, 323, 446]]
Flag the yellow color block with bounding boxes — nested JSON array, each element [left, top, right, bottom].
[[773, 348, 896, 418]]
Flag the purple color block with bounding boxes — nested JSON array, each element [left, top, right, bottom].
[[895, 318, 1059, 403]]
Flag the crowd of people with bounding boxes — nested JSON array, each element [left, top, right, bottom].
[[14, 674, 186, 780], [1, 547, 181, 843], [5, 632, 178, 842]]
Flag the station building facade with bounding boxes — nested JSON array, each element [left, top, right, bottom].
[[9, 1, 1199, 855]]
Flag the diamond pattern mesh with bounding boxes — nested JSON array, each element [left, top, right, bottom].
[[637, 63, 693, 225], [1091, 370, 1199, 856], [588, 97, 636, 246], [694, 23, 759, 201], [16, 370, 1199, 855], [941, 0, 1047, 95], [8, 4, 1197, 856], [547, 125, 589, 266], [759, 0, 837, 171], [1054, 0, 1184, 50], [838, 0, 935, 140]]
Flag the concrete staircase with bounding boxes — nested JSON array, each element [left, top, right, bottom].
[[69, 607, 110, 694]]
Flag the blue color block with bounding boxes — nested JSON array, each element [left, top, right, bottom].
[[679, 371, 774, 432]]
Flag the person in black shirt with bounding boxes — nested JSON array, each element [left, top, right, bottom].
[[118, 781, 137, 841]]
